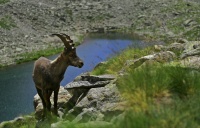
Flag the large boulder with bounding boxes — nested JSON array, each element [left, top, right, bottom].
[[181, 56, 200, 69], [62, 74, 125, 123]]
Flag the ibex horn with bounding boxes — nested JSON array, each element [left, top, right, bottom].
[[60, 33, 75, 47], [51, 33, 74, 49]]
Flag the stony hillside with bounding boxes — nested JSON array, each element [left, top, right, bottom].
[[0, 0, 199, 66]]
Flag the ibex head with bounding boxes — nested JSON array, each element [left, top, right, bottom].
[[52, 33, 84, 68]]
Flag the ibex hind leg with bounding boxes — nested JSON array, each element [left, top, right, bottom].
[[43, 90, 53, 112], [36, 87, 46, 108], [36, 87, 46, 119]]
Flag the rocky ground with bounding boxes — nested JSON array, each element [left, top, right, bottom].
[[0, 0, 199, 66]]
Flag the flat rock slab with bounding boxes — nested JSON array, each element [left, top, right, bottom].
[[81, 74, 116, 82], [65, 81, 110, 89], [65, 74, 116, 89]]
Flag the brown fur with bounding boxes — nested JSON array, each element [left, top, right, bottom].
[[32, 34, 83, 117]]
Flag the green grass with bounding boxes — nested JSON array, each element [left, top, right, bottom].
[[0, 116, 36, 128], [118, 65, 200, 99], [0, 0, 9, 4], [114, 95, 200, 128], [115, 64, 200, 128], [92, 47, 154, 75], [0, 16, 16, 30], [15, 47, 63, 64]]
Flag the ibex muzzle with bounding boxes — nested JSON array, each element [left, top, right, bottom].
[[32, 33, 84, 118]]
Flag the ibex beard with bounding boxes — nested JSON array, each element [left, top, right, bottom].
[[32, 33, 84, 118]]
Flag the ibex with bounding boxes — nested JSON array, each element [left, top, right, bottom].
[[32, 33, 84, 117]]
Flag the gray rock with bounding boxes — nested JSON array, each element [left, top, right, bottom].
[[16, 47, 23, 52], [65, 81, 110, 89], [181, 56, 200, 69], [65, 74, 116, 89], [184, 19, 195, 27], [154, 43, 184, 52], [181, 49, 200, 59], [62, 76, 123, 122], [72, 107, 100, 123], [81, 74, 116, 82], [176, 38, 189, 44], [62, 74, 119, 119], [154, 45, 165, 51], [181, 41, 200, 59], [120, 51, 176, 75], [165, 43, 185, 52]]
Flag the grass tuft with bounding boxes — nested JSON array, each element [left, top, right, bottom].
[[0, 0, 9, 4], [0, 16, 16, 30], [116, 64, 200, 128]]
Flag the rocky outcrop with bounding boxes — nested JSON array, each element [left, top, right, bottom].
[[155, 43, 185, 52], [154, 40, 200, 69], [181, 56, 200, 69], [179, 41, 200, 69], [119, 39, 200, 76], [181, 41, 200, 59], [119, 51, 176, 75], [33, 73, 124, 126]]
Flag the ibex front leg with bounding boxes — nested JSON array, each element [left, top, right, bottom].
[[53, 86, 60, 116]]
